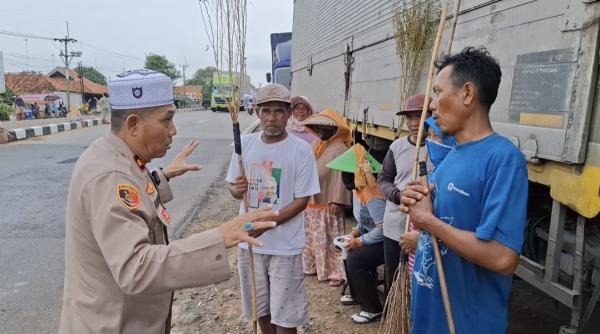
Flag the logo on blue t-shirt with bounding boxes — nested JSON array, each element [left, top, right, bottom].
[[447, 182, 470, 197]]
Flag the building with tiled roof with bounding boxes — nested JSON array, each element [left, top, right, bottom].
[[5, 68, 107, 106], [174, 85, 203, 100]]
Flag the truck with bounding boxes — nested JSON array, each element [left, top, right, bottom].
[[268, 32, 292, 89], [211, 71, 251, 112], [290, 1, 600, 333]]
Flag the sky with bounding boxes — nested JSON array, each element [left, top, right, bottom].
[[0, 0, 294, 87]]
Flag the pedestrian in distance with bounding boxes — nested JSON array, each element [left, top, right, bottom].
[[59, 69, 278, 334], [226, 83, 320, 334], [15, 96, 26, 120], [400, 47, 528, 334], [98, 93, 111, 124], [32, 102, 40, 119], [44, 103, 52, 118]]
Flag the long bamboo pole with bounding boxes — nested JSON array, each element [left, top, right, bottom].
[[379, 4, 451, 334], [445, 0, 462, 54], [232, 121, 258, 334], [408, 2, 456, 333]]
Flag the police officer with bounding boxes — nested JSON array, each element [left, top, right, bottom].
[[58, 70, 276, 334]]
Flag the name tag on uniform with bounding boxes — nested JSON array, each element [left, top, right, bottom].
[[156, 205, 172, 226]]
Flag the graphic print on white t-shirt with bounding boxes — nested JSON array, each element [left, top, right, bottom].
[[247, 160, 281, 208]]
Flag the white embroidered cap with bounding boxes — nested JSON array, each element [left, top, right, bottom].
[[108, 69, 174, 110]]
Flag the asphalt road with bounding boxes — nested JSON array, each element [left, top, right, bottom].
[[0, 110, 256, 334]]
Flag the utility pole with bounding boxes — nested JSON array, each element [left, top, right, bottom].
[[180, 59, 188, 99], [24, 38, 29, 69], [54, 22, 81, 113], [78, 62, 85, 107]]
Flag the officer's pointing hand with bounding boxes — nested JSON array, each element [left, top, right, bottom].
[[218, 206, 279, 248], [163, 140, 202, 179]]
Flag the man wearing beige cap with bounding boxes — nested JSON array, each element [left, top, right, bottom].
[[59, 69, 277, 334], [227, 83, 320, 333]]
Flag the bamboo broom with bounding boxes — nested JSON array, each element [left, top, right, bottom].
[[406, 2, 456, 332], [198, 1, 256, 332], [379, 3, 450, 334], [231, 114, 258, 334]]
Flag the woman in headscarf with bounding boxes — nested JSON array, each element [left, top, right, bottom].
[[302, 109, 352, 286], [287, 96, 319, 145]]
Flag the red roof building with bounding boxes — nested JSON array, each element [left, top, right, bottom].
[[5, 68, 108, 106]]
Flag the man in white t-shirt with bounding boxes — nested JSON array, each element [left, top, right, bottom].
[[226, 83, 320, 334]]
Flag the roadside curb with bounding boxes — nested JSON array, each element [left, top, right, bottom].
[[5, 118, 103, 144], [177, 107, 208, 113]]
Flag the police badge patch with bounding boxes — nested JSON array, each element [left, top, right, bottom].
[[132, 87, 143, 99], [117, 184, 141, 209], [160, 206, 172, 225], [146, 181, 156, 194]]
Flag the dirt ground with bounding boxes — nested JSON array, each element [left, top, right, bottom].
[[170, 178, 600, 334], [169, 177, 379, 334]]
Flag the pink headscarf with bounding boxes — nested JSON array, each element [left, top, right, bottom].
[[288, 96, 314, 133]]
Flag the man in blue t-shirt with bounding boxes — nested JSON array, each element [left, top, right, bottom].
[[400, 47, 528, 334]]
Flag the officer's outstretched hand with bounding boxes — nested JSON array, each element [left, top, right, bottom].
[[218, 206, 279, 248], [163, 140, 202, 179]]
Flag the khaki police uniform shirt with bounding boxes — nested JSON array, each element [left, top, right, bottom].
[[59, 133, 229, 334]]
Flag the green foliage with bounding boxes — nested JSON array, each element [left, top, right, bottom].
[[0, 88, 15, 105], [0, 104, 13, 121], [144, 54, 181, 80], [187, 66, 217, 100], [75, 66, 107, 85]]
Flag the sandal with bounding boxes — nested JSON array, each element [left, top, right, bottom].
[[351, 311, 382, 324], [340, 294, 358, 306], [328, 279, 344, 287]]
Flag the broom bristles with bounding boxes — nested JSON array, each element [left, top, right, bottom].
[[379, 256, 412, 334]]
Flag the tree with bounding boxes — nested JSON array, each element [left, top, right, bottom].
[[0, 88, 15, 121], [75, 66, 107, 85], [188, 66, 217, 100], [144, 54, 181, 80], [0, 88, 16, 105]]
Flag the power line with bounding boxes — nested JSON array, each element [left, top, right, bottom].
[[5, 52, 53, 63], [0, 27, 144, 64], [79, 42, 145, 62], [1, 27, 150, 81], [5, 59, 52, 71], [0, 29, 55, 41]]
